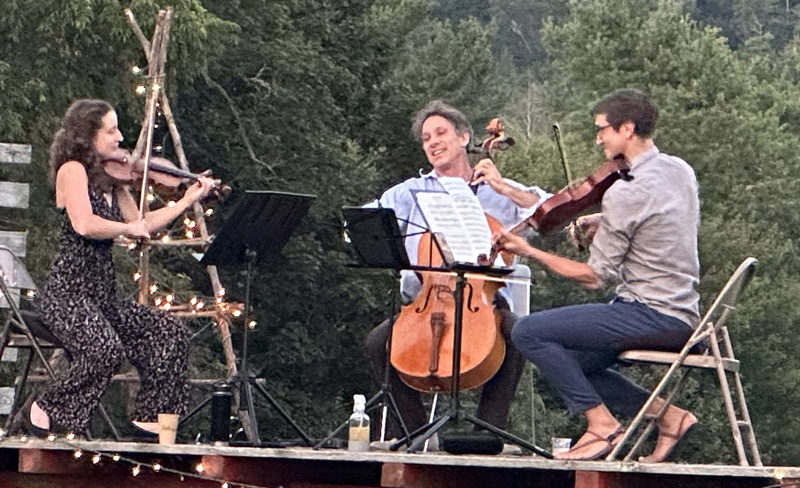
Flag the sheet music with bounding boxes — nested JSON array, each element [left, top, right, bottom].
[[413, 177, 492, 264]]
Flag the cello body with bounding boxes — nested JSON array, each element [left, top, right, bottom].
[[390, 216, 507, 392]]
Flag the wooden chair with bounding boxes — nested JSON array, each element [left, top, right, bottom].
[[606, 257, 761, 466]]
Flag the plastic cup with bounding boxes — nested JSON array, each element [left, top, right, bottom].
[[551, 437, 572, 456]]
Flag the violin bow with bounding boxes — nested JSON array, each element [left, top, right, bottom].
[[552, 123, 573, 186], [137, 77, 162, 218]]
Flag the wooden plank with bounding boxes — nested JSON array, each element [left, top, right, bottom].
[[0, 182, 29, 209], [201, 455, 382, 487], [575, 471, 614, 488], [0, 143, 32, 164], [0, 230, 27, 257]]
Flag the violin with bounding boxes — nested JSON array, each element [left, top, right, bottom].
[[482, 125, 630, 264], [102, 150, 230, 200], [390, 118, 515, 392], [530, 155, 629, 235]]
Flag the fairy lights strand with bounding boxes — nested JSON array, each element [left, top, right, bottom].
[[3, 431, 274, 488]]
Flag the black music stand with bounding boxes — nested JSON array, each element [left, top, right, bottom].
[[200, 190, 315, 446], [313, 207, 413, 449]]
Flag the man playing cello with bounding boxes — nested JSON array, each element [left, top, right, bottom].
[[363, 100, 549, 447]]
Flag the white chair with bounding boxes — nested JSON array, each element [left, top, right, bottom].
[[606, 257, 761, 466]]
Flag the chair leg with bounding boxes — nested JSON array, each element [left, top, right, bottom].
[[2, 348, 34, 434], [712, 329, 761, 466]]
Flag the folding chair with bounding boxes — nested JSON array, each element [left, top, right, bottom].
[[606, 257, 761, 466], [0, 246, 120, 439]]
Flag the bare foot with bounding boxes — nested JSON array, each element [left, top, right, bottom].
[[555, 424, 623, 460], [30, 401, 50, 430], [639, 410, 697, 463]]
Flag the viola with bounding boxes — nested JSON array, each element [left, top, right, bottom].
[[390, 215, 507, 392], [102, 150, 230, 199], [482, 124, 631, 264], [530, 155, 629, 235]]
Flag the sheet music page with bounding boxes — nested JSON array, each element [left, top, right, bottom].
[[413, 177, 492, 263]]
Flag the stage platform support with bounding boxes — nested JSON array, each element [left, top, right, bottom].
[[1, 440, 798, 488]]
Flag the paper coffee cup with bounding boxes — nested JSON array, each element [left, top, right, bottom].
[[158, 413, 180, 445]]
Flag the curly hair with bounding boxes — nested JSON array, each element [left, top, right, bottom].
[[410, 99, 473, 143], [48, 99, 115, 187]]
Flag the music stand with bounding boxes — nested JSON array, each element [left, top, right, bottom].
[[313, 207, 412, 449], [200, 190, 315, 446]]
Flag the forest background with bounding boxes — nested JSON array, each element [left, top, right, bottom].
[[2, 0, 800, 465]]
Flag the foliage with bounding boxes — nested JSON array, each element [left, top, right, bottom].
[[2, 0, 800, 465]]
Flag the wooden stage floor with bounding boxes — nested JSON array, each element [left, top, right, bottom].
[[0, 436, 798, 488]]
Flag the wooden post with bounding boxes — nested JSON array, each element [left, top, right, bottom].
[[122, 7, 243, 430]]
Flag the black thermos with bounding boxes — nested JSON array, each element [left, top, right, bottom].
[[210, 382, 232, 444]]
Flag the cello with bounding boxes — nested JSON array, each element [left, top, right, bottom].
[[389, 118, 513, 392]]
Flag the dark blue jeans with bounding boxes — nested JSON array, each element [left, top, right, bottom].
[[511, 299, 693, 416]]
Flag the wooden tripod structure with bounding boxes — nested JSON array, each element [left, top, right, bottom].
[[122, 8, 252, 437]]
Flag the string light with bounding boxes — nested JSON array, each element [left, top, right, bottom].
[[131, 65, 141, 75], [205, 208, 214, 216], [13, 433, 274, 488], [135, 84, 146, 95], [133, 271, 142, 281], [248, 320, 257, 329], [25, 290, 35, 299], [149, 284, 159, 294], [161, 235, 171, 243]]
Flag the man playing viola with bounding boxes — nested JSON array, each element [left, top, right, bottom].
[[496, 89, 700, 462], [363, 100, 549, 446]]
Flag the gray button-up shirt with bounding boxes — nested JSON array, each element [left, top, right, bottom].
[[588, 147, 700, 327], [366, 169, 549, 305]]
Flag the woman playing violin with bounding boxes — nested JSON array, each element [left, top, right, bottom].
[[29, 99, 215, 437], [363, 100, 550, 444], [496, 89, 700, 462]]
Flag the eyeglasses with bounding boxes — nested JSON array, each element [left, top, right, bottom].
[[595, 124, 613, 133]]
